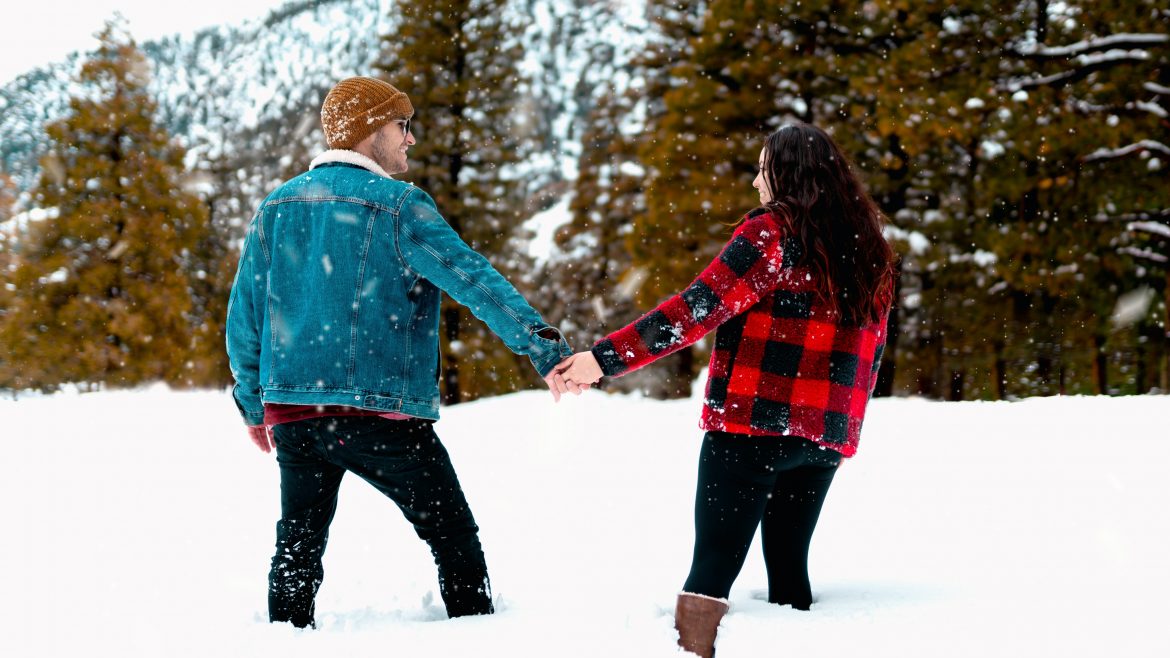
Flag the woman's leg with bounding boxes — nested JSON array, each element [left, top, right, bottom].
[[681, 432, 787, 599], [760, 446, 839, 609]]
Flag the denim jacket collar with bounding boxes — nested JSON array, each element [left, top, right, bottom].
[[309, 149, 394, 179]]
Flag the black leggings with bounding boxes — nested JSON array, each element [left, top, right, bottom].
[[682, 431, 841, 609]]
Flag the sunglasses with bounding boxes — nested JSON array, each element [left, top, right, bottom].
[[396, 118, 412, 136]]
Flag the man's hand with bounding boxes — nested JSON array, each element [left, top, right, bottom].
[[543, 361, 580, 402], [247, 425, 274, 453], [559, 351, 604, 389]]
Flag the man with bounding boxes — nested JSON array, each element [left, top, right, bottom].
[[226, 76, 576, 628]]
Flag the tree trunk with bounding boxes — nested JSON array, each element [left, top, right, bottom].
[[993, 339, 1007, 400], [1093, 333, 1108, 395], [948, 370, 965, 401], [1164, 268, 1170, 393], [442, 306, 462, 405]]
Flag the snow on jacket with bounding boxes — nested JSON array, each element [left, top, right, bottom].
[[590, 207, 889, 457]]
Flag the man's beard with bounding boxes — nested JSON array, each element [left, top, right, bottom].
[[371, 133, 402, 174]]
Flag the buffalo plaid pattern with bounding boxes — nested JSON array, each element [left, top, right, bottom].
[[591, 208, 888, 457]]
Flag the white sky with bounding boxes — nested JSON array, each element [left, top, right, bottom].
[[0, 0, 292, 86]]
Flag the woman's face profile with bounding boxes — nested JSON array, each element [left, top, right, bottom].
[[752, 146, 772, 205]]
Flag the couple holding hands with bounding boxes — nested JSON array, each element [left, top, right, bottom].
[[226, 77, 895, 657]]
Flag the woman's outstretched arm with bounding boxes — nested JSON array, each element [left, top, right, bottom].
[[561, 214, 787, 384]]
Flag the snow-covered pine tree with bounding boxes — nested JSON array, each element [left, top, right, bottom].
[[0, 172, 16, 387], [0, 22, 217, 391], [536, 1, 652, 394], [630, 0, 901, 397], [377, 0, 541, 404]]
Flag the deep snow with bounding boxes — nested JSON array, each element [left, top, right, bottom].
[[2, 386, 1167, 657]]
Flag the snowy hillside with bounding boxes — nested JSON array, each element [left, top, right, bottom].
[[2, 387, 1166, 657], [0, 0, 647, 203]]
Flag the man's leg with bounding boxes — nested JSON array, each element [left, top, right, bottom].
[[759, 445, 839, 610], [268, 420, 345, 628], [330, 417, 493, 618]]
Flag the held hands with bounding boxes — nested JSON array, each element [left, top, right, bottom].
[[543, 351, 604, 402], [247, 425, 274, 453]]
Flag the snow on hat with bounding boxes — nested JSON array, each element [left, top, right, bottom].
[[320, 77, 414, 150]]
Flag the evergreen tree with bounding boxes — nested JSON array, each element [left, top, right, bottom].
[[542, 2, 655, 394], [0, 173, 17, 387], [830, 0, 1169, 398], [377, 0, 538, 404], [0, 22, 217, 390], [629, 0, 897, 397], [612, 0, 708, 398]]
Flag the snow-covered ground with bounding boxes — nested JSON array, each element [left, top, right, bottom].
[[2, 386, 1167, 657]]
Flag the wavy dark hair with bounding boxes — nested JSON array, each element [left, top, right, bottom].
[[757, 122, 896, 326]]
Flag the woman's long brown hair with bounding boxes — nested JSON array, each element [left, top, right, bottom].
[[758, 122, 896, 326]]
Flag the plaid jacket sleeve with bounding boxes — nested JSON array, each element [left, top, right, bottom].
[[592, 216, 785, 377]]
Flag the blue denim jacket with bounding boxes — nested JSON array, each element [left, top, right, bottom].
[[226, 152, 572, 425]]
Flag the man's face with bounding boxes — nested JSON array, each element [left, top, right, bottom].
[[369, 119, 416, 175]]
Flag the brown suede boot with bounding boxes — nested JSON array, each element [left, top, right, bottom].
[[674, 592, 730, 658]]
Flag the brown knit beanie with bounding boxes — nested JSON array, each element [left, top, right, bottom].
[[320, 77, 414, 150]]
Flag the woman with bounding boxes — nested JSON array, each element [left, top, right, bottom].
[[558, 122, 896, 658]]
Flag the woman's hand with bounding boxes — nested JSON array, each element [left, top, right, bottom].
[[558, 351, 604, 388]]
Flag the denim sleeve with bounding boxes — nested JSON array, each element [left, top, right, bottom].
[[396, 189, 572, 377], [225, 220, 268, 426]]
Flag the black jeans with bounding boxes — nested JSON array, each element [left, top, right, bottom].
[[682, 431, 840, 609], [268, 416, 492, 627]]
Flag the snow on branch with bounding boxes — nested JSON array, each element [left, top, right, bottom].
[[1095, 209, 1170, 223], [1120, 246, 1169, 263], [1003, 50, 1152, 91], [1132, 100, 1168, 119], [1082, 140, 1170, 163], [1015, 33, 1169, 58], [1145, 82, 1170, 96], [1128, 221, 1170, 240]]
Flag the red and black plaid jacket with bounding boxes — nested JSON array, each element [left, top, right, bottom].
[[591, 208, 889, 457]]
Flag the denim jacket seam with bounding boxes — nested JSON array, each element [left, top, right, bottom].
[[402, 282, 418, 386], [347, 207, 379, 387], [392, 188, 416, 271], [401, 225, 531, 338], [393, 186, 416, 216], [264, 384, 438, 406], [389, 196, 416, 381], [262, 195, 395, 214]]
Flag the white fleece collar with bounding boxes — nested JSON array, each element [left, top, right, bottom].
[[309, 149, 393, 179]]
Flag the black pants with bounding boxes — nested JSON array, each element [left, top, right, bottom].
[[682, 431, 840, 609], [268, 416, 492, 627]]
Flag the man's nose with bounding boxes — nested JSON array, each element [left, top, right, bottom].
[[406, 132, 417, 146]]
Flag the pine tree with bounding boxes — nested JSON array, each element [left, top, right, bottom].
[[0, 21, 217, 391], [377, 0, 538, 404], [629, 0, 899, 396], [540, 2, 655, 394], [824, 1, 1170, 399], [0, 173, 17, 390]]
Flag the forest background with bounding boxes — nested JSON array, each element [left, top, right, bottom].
[[1, 0, 1167, 403]]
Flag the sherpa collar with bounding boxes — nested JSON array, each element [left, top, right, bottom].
[[309, 149, 393, 179]]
